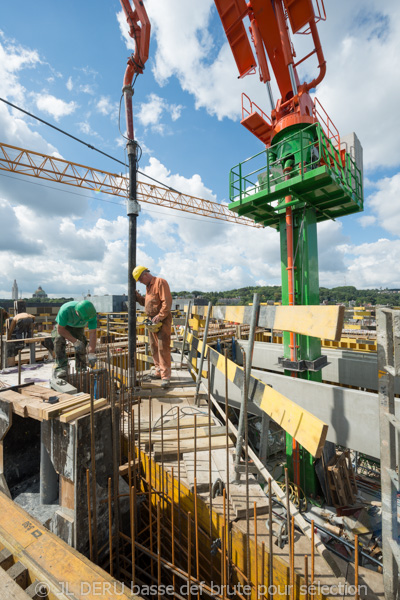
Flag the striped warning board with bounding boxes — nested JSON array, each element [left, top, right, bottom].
[[184, 332, 328, 458], [189, 304, 344, 341]]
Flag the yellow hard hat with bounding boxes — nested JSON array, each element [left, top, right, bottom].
[[132, 265, 148, 281]]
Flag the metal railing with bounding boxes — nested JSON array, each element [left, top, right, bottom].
[[229, 122, 363, 212]]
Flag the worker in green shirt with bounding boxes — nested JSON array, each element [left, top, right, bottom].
[[52, 300, 97, 378]]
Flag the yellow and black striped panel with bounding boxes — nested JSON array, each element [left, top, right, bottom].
[[184, 333, 328, 458], [188, 304, 344, 341]]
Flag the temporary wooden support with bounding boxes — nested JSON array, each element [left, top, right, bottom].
[[59, 399, 108, 423], [0, 491, 135, 600]]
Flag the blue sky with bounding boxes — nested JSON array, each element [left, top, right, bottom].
[[1, 0, 400, 297]]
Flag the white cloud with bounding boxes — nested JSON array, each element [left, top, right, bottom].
[[366, 173, 400, 236], [96, 96, 118, 121], [136, 93, 183, 133], [66, 76, 73, 91], [117, 3, 251, 121], [79, 83, 95, 95], [77, 121, 101, 138], [0, 37, 41, 103], [358, 215, 376, 228], [35, 93, 77, 120]]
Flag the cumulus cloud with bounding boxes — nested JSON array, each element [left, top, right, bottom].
[[358, 215, 376, 228], [35, 93, 77, 121], [96, 96, 118, 119], [136, 93, 183, 133], [367, 173, 400, 236], [77, 121, 101, 138]]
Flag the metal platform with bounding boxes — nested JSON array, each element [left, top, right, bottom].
[[228, 123, 363, 227]]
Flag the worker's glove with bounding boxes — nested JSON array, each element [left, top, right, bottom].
[[73, 340, 86, 353], [88, 353, 96, 367]]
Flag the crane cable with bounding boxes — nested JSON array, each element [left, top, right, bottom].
[[0, 96, 188, 197]]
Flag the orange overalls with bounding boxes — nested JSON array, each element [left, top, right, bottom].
[[136, 277, 172, 380]]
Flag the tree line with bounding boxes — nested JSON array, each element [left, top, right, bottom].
[[172, 285, 400, 307]]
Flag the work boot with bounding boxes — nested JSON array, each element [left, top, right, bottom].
[[54, 368, 67, 379], [161, 379, 170, 389], [150, 367, 161, 379]]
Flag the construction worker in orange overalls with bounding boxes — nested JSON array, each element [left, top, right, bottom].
[[133, 267, 172, 388]]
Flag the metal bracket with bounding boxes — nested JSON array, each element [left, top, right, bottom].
[[278, 354, 328, 372], [126, 199, 141, 216]]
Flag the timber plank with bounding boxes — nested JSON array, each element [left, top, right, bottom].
[[153, 434, 233, 459], [138, 389, 201, 398], [0, 565, 31, 599], [0, 490, 136, 599], [0, 390, 28, 417], [274, 305, 345, 341], [210, 448, 270, 518], [141, 425, 226, 445], [59, 399, 108, 423], [183, 450, 220, 493], [42, 393, 91, 420], [132, 415, 211, 432]]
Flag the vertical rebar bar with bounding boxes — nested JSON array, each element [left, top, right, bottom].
[[224, 348, 231, 584], [194, 414, 197, 484], [171, 467, 176, 594], [207, 349, 213, 539], [129, 486, 136, 585], [311, 520, 315, 598], [354, 534, 359, 600], [268, 479, 273, 600], [161, 405, 164, 513], [285, 468, 291, 546], [304, 555, 309, 600], [108, 477, 113, 576], [290, 516, 295, 600], [188, 511, 192, 600], [157, 500, 161, 600], [254, 501, 258, 600], [86, 468, 93, 561], [177, 405, 182, 565], [109, 364, 120, 577], [89, 375, 98, 562], [261, 542, 266, 600], [194, 477, 200, 600], [243, 351, 250, 591]]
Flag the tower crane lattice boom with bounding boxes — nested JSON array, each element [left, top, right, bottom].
[[0, 141, 262, 228]]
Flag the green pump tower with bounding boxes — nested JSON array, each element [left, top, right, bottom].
[[214, 0, 363, 499]]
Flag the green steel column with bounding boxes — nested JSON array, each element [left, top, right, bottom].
[[280, 202, 322, 499]]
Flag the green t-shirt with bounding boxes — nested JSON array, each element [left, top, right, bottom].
[[56, 301, 97, 330]]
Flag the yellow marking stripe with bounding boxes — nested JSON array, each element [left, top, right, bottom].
[[183, 333, 327, 457], [260, 386, 328, 458]]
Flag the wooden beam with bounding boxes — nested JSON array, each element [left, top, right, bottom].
[[0, 564, 32, 600], [0, 490, 135, 599], [273, 305, 345, 341], [189, 304, 345, 341], [59, 399, 108, 423]]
